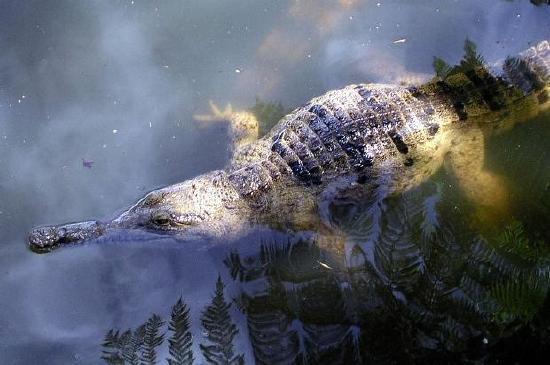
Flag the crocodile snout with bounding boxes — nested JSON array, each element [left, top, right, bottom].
[[28, 221, 106, 253]]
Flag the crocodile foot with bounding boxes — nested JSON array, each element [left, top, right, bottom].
[[193, 100, 234, 123]]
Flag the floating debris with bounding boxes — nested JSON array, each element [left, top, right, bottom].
[[82, 158, 94, 168], [317, 260, 333, 270], [393, 38, 407, 44]]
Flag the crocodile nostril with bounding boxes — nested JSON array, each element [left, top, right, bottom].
[[28, 226, 59, 252], [28, 232, 41, 245]]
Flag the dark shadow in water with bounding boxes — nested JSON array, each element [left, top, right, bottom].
[[529, 0, 550, 6], [485, 111, 550, 241]]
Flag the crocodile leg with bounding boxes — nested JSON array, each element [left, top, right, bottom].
[[445, 125, 511, 226], [194, 100, 260, 149]]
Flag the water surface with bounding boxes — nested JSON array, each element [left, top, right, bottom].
[[1, 1, 549, 363]]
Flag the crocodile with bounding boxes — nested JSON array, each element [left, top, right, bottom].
[[28, 40, 549, 253]]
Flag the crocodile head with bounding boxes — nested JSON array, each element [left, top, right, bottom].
[[28, 170, 246, 253]]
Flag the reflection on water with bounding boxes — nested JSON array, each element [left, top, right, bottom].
[[100, 172, 549, 363], [98, 38, 550, 364], [1, 0, 550, 364], [102, 276, 244, 365]]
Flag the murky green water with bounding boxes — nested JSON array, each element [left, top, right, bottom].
[[1, 1, 549, 364]]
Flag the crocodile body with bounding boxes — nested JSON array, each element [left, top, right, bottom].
[[28, 40, 549, 253]]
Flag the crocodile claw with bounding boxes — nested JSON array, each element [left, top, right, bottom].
[[193, 100, 233, 122]]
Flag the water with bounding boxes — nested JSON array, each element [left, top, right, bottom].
[[1, 1, 549, 364]]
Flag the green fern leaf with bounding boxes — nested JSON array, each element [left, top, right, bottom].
[[489, 273, 549, 322]]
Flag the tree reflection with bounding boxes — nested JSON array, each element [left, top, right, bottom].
[[200, 276, 244, 365], [100, 278, 245, 365], [168, 298, 194, 365]]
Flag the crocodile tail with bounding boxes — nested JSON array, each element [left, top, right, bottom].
[[490, 40, 550, 127], [503, 40, 549, 94], [420, 40, 547, 121]]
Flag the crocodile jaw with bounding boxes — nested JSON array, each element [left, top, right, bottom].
[[28, 221, 106, 253]]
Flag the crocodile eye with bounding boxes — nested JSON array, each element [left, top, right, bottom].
[[151, 212, 171, 227]]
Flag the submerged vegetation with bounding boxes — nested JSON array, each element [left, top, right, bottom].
[[485, 222, 550, 323], [248, 97, 287, 137]]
